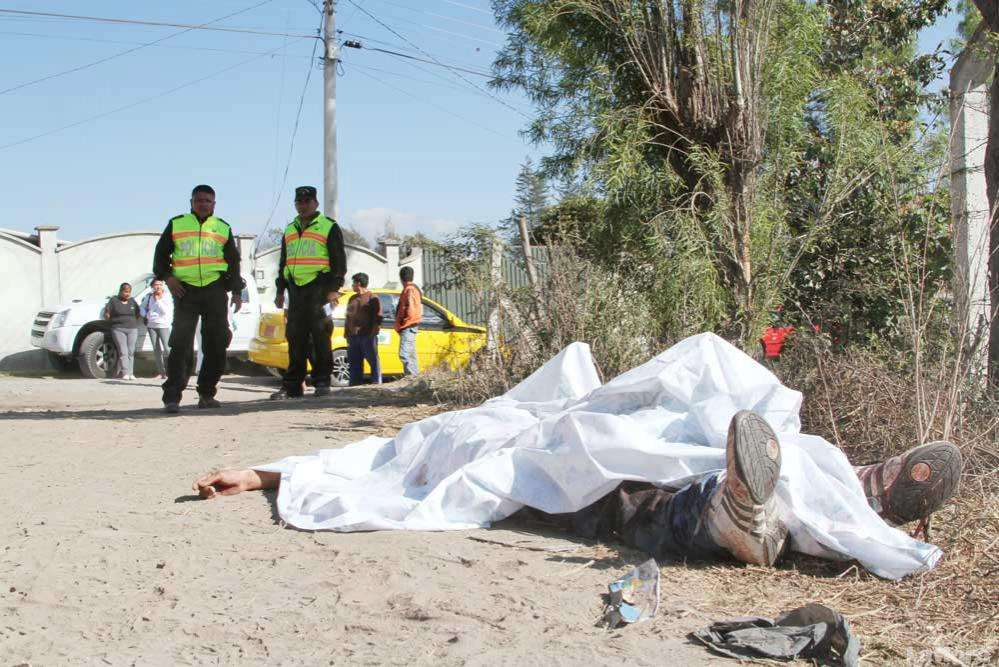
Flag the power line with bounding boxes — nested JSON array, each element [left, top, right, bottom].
[[0, 37, 310, 152], [0, 0, 277, 97], [439, 0, 493, 16], [349, 2, 500, 47], [343, 0, 529, 118], [367, 0, 502, 34], [355, 44, 491, 77], [347, 65, 512, 140], [260, 37, 322, 245], [337, 28, 489, 70], [0, 8, 319, 40], [0, 29, 314, 58]]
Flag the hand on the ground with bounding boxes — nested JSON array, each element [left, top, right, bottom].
[[166, 276, 185, 299], [193, 469, 258, 499], [274, 293, 285, 309]]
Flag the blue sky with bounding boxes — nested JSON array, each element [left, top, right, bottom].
[[0, 0, 968, 246]]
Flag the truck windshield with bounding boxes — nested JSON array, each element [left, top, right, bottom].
[[128, 274, 155, 294]]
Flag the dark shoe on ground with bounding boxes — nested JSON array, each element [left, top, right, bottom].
[[197, 396, 222, 409], [705, 410, 788, 566], [164, 402, 180, 414], [313, 385, 331, 397], [270, 389, 302, 400], [855, 441, 962, 525]]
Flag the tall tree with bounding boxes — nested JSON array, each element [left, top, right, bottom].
[[493, 0, 815, 343], [513, 157, 547, 231]]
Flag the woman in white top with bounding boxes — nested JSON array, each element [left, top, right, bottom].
[[140, 279, 174, 379]]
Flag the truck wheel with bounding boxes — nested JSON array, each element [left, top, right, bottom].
[[78, 331, 118, 379], [331, 349, 349, 387]]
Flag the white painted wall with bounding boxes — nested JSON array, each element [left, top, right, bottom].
[[949, 29, 995, 359], [56, 232, 163, 301], [0, 227, 417, 369], [0, 233, 43, 370]]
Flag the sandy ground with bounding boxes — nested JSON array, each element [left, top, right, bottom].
[[0, 373, 728, 666]]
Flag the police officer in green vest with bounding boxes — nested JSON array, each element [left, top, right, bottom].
[[153, 184, 244, 413], [270, 185, 347, 399]]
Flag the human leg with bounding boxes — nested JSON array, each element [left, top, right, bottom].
[[347, 335, 365, 386], [399, 326, 419, 375], [163, 294, 199, 405], [195, 283, 230, 401], [306, 285, 332, 389], [110, 328, 128, 378], [282, 285, 311, 396], [362, 334, 381, 384], [855, 441, 962, 527], [150, 327, 170, 376], [124, 327, 138, 378], [702, 410, 787, 565]]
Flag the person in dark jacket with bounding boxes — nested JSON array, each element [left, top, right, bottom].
[[152, 184, 243, 413], [344, 272, 382, 386], [103, 282, 141, 380], [270, 186, 347, 399]]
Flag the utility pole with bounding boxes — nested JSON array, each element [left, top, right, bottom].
[[323, 0, 338, 220]]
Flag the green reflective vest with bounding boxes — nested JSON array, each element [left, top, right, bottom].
[[282, 214, 335, 286], [170, 214, 231, 287]]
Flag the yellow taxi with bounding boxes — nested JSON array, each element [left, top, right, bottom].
[[248, 288, 487, 385]]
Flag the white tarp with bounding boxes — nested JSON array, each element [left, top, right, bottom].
[[257, 333, 941, 580]]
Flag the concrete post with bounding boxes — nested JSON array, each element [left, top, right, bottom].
[[949, 38, 994, 363], [380, 235, 401, 288], [235, 234, 257, 284], [35, 225, 60, 305]]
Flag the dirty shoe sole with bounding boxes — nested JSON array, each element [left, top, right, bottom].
[[728, 410, 782, 505], [867, 441, 963, 524]]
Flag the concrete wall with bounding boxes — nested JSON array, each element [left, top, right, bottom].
[[949, 28, 995, 360], [0, 233, 43, 370], [0, 226, 416, 369], [56, 232, 163, 301], [253, 237, 422, 311]]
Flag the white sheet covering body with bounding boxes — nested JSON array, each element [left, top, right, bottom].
[[257, 333, 942, 579]]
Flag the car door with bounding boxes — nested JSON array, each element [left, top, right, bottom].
[[229, 283, 258, 352], [376, 293, 403, 376], [415, 301, 451, 370]]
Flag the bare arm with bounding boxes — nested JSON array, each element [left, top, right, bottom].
[[193, 469, 280, 499]]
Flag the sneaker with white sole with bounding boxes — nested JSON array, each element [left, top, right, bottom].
[[855, 441, 962, 525], [704, 410, 788, 566]]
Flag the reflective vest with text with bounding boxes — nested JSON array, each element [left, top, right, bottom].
[[282, 214, 334, 286], [170, 214, 231, 287]]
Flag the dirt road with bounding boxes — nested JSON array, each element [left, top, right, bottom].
[[0, 374, 721, 665]]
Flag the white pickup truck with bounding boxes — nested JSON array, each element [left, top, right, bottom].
[[31, 273, 260, 378]]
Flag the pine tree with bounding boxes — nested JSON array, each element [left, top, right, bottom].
[[502, 157, 548, 240]]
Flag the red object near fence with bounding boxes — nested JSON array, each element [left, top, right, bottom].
[[761, 326, 795, 359]]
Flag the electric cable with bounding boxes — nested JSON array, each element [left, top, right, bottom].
[[438, 0, 492, 15], [259, 37, 322, 247], [0, 29, 314, 57], [346, 64, 512, 140], [0, 37, 311, 152], [0, 8, 319, 40], [343, 0, 528, 118], [0, 0, 277, 96]]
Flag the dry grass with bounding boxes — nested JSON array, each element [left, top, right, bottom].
[[651, 490, 998, 664]]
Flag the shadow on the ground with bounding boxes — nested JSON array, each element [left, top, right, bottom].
[[0, 387, 437, 422]]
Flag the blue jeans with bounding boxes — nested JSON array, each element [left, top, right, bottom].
[[398, 326, 419, 375], [347, 334, 381, 386], [556, 472, 726, 561]]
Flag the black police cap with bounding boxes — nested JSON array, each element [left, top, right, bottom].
[[295, 186, 318, 201]]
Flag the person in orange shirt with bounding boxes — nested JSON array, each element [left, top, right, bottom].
[[394, 266, 423, 375]]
